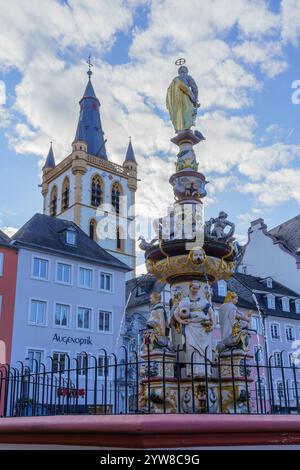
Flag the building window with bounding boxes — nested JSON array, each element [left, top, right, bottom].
[[52, 352, 68, 374], [61, 177, 70, 212], [78, 267, 93, 288], [266, 278, 273, 288], [54, 303, 70, 328], [112, 182, 122, 214], [91, 175, 103, 207], [218, 280, 227, 297], [282, 297, 290, 312], [256, 379, 265, 399], [254, 346, 263, 364], [274, 352, 282, 367], [97, 355, 111, 378], [267, 295, 275, 309], [98, 310, 112, 333], [100, 272, 112, 292], [32, 257, 49, 280], [277, 382, 284, 399], [271, 323, 280, 340], [77, 307, 91, 330], [0, 253, 3, 276], [29, 300, 47, 325], [0, 295, 2, 321], [116, 225, 124, 251], [251, 316, 260, 333], [295, 301, 300, 314], [285, 325, 295, 341], [292, 382, 300, 399], [27, 349, 44, 372], [50, 185, 58, 216], [56, 262, 72, 284], [76, 353, 88, 376], [66, 229, 76, 245], [89, 219, 97, 241]]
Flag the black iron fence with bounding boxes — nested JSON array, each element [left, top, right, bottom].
[[0, 348, 300, 417]]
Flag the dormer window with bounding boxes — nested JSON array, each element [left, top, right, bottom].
[[218, 280, 227, 297], [267, 294, 275, 309], [266, 278, 272, 288], [281, 297, 290, 312], [66, 228, 76, 245], [295, 300, 300, 314]]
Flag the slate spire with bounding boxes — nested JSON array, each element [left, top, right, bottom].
[[74, 62, 107, 159], [124, 137, 136, 164], [43, 142, 56, 169]]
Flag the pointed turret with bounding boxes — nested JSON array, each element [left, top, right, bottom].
[[43, 143, 55, 169], [123, 137, 137, 192], [73, 68, 107, 159], [124, 137, 136, 164]]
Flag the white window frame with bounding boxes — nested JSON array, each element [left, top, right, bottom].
[[281, 297, 290, 312], [285, 324, 295, 341], [253, 345, 263, 364], [99, 270, 113, 293], [78, 265, 94, 289], [55, 260, 73, 285], [0, 253, 4, 276], [28, 298, 48, 327], [31, 255, 50, 281], [251, 316, 260, 333], [65, 229, 76, 246], [277, 381, 284, 400], [53, 302, 71, 329], [273, 351, 282, 367], [270, 322, 281, 341], [97, 354, 112, 379], [76, 305, 93, 331], [76, 352, 89, 377], [295, 300, 300, 314], [26, 347, 46, 372], [267, 294, 275, 310], [217, 280, 227, 297], [98, 309, 113, 334], [51, 350, 70, 374], [266, 278, 272, 288]]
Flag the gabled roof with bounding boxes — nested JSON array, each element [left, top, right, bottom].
[[233, 272, 300, 297], [0, 229, 11, 247], [269, 214, 300, 255], [12, 213, 130, 272]]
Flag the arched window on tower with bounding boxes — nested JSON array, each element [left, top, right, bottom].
[[116, 225, 124, 251], [61, 177, 70, 212], [112, 182, 122, 215], [89, 219, 97, 241], [50, 186, 58, 217], [91, 175, 103, 207]]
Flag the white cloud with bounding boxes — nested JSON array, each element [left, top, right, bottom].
[[0, 0, 300, 239], [0, 0, 133, 71], [240, 168, 300, 206], [281, 0, 300, 45]]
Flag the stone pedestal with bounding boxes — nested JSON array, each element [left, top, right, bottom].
[[216, 350, 254, 413]]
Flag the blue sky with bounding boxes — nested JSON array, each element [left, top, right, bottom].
[[0, 0, 300, 269]]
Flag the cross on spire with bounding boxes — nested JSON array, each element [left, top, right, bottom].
[[86, 54, 93, 79]]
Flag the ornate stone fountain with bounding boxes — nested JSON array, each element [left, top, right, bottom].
[[139, 60, 252, 414]]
